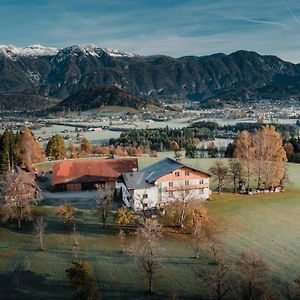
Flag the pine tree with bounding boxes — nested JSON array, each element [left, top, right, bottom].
[[0, 130, 11, 174], [185, 139, 197, 158], [46, 134, 66, 160]]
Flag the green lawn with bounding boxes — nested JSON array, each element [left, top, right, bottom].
[[1, 159, 300, 299]]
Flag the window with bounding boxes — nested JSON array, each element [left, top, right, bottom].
[[169, 191, 174, 197], [169, 182, 173, 187], [185, 180, 189, 185], [185, 170, 190, 176], [199, 188, 204, 194], [175, 171, 180, 177], [143, 194, 148, 199], [199, 179, 204, 184]]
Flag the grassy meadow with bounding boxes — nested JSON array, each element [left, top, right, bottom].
[[0, 158, 300, 299]]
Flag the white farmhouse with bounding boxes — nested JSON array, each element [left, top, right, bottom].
[[121, 158, 211, 211]]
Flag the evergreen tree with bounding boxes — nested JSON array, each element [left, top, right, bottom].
[[224, 142, 235, 158], [46, 134, 66, 160], [185, 139, 197, 158], [0, 130, 11, 174], [208, 142, 219, 158]]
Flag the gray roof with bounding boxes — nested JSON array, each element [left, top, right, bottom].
[[122, 171, 153, 190], [142, 158, 183, 183], [122, 158, 211, 189]]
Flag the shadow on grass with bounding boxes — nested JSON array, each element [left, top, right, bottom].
[[98, 278, 207, 300], [1, 214, 122, 238], [0, 270, 71, 300]]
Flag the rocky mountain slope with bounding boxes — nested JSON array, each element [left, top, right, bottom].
[[1, 44, 300, 110]]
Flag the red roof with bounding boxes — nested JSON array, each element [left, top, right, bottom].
[[51, 158, 138, 186]]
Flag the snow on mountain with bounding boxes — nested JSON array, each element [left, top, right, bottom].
[[56, 44, 136, 58], [0, 44, 59, 57], [0, 44, 136, 60], [103, 48, 136, 58]]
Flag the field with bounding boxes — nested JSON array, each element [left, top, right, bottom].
[[0, 159, 299, 299]]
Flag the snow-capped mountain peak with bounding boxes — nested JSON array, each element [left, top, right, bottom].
[[0, 44, 59, 57], [103, 47, 136, 58], [57, 44, 136, 58], [0, 44, 137, 59]]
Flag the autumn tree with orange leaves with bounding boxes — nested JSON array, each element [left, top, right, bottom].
[[234, 130, 254, 191], [234, 126, 287, 190], [15, 127, 43, 170]]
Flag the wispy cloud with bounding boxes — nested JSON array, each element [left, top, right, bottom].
[[236, 17, 288, 30], [281, 0, 300, 25], [0, 0, 300, 62]]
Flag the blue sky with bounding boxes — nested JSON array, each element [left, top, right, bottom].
[[1, 0, 300, 62]]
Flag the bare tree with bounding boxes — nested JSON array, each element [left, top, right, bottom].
[[196, 244, 231, 300], [228, 159, 244, 193], [93, 183, 113, 228], [1, 170, 41, 229], [130, 219, 164, 294], [192, 207, 212, 259], [285, 276, 300, 300], [235, 250, 269, 300], [118, 229, 126, 254], [133, 192, 156, 223], [294, 276, 300, 299], [209, 161, 229, 193], [169, 184, 195, 228], [34, 217, 47, 250]]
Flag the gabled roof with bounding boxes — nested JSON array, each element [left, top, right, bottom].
[[52, 158, 138, 186], [123, 158, 211, 188], [142, 158, 183, 183], [122, 172, 153, 190]]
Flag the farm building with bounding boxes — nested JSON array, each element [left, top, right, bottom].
[[120, 158, 211, 210], [51, 158, 138, 192]]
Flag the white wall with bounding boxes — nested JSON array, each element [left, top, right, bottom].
[[133, 187, 158, 211], [157, 178, 210, 203]]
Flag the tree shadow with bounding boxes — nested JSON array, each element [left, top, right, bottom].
[[0, 269, 71, 300]]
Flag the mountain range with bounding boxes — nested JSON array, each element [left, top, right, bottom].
[[1, 44, 300, 111]]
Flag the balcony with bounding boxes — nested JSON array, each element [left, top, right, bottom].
[[165, 184, 208, 192]]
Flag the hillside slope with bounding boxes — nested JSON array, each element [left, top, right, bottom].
[[1, 45, 300, 110], [53, 84, 150, 111]]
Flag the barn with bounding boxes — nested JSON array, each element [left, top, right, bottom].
[[51, 158, 138, 192]]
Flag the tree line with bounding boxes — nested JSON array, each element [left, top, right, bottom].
[[210, 126, 287, 192], [109, 126, 214, 152], [0, 128, 43, 174], [191, 120, 299, 136]]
